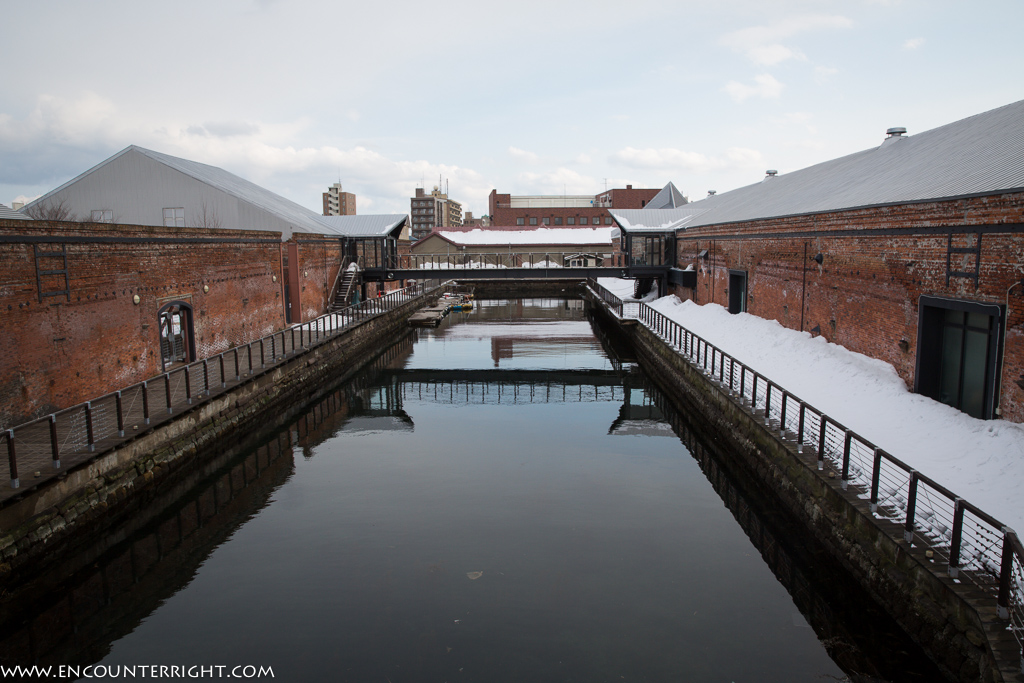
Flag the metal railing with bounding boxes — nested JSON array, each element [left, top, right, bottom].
[[2, 280, 451, 503], [626, 299, 1022, 665], [585, 278, 623, 318]]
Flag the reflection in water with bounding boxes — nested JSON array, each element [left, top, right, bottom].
[[0, 298, 942, 681]]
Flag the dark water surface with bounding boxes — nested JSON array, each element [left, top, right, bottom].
[[1, 299, 944, 682]]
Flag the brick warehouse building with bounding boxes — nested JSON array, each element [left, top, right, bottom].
[[488, 183, 681, 228], [1, 147, 410, 429], [613, 100, 1024, 423]]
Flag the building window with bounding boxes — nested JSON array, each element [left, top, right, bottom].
[[554, 217, 563, 225], [516, 217, 525, 226], [163, 207, 185, 227], [604, 216, 613, 225], [529, 217, 538, 226], [567, 217, 575, 225], [543, 217, 550, 225], [91, 210, 112, 223], [914, 296, 1003, 419], [579, 217, 588, 225]]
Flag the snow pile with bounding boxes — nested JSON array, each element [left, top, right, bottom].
[[437, 228, 613, 246], [646, 295, 1024, 532]]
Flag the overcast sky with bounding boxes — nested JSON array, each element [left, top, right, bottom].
[[2, 0, 1021, 219]]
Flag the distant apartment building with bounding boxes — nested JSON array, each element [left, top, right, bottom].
[[461, 211, 490, 229], [488, 184, 672, 227], [409, 186, 463, 241], [323, 182, 356, 216]]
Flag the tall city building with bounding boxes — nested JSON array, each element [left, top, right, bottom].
[[409, 186, 462, 241], [323, 182, 356, 216]]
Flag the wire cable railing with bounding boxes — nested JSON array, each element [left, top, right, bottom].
[[586, 279, 1022, 669], [2, 279, 452, 504]]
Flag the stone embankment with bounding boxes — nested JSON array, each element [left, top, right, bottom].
[[584, 290, 1022, 683], [0, 287, 441, 580]]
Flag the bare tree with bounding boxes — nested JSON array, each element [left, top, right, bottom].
[[190, 200, 223, 229], [24, 197, 79, 222]]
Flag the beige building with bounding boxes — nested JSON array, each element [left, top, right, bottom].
[[410, 227, 614, 268], [409, 186, 462, 240], [323, 182, 356, 216]]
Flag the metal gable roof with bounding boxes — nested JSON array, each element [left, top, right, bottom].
[[0, 204, 31, 220], [614, 99, 1024, 231], [644, 182, 688, 210], [130, 146, 328, 234], [314, 214, 407, 237]]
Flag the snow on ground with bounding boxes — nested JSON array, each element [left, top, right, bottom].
[[596, 280, 1024, 532], [437, 227, 612, 246]]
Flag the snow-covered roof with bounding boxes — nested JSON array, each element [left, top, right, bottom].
[[431, 227, 613, 246], [0, 203, 31, 220], [314, 214, 407, 237], [613, 99, 1024, 230], [612, 205, 708, 232]]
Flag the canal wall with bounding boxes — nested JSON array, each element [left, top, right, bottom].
[[586, 299, 1018, 683], [0, 289, 438, 580]]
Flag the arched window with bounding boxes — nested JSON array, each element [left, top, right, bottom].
[[157, 301, 195, 370]]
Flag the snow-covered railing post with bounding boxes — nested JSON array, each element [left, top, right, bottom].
[[841, 430, 852, 490], [869, 448, 882, 512], [948, 498, 966, 578], [816, 415, 827, 470], [996, 528, 1017, 620], [904, 471, 920, 543], [797, 403, 806, 452]]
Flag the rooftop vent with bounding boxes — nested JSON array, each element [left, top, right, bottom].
[[708, 190, 716, 196], [765, 170, 778, 177], [886, 127, 907, 137]]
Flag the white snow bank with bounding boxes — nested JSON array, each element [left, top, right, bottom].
[[647, 295, 1024, 532], [437, 228, 612, 246]]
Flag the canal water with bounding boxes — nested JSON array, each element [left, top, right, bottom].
[[0, 298, 944, 682]]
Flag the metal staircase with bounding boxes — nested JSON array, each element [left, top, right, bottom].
[[330, 262, 360, 312]]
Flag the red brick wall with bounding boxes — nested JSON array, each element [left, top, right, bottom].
[[292, 235, 344, 323], [670, 192, 1024, 422], [0, 219, 286, 428]]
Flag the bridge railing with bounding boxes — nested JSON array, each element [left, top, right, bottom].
[[634, 302, 1023, 665], [391, 252, 612, 271], [585, 278, 624, 318], [1, 280, 453, 503]]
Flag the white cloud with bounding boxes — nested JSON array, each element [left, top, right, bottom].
[[720, 15, 853, 66], [611, 146, 765, 174], [575, 153, 592, 165], [515, 168, 598, 195], [814, 66, 839, 84], [903, 37, 925, 50], [508, 146, 541, 164], [723, 74, 784, 103]]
